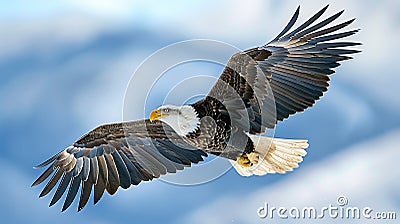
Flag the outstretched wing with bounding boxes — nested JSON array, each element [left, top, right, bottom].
[[32, 120, 207, 212], [209, 5, 360, 133]]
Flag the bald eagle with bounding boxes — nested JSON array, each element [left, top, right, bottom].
[[32, 5, 360, 211]]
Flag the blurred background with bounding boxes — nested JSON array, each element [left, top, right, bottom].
[[1, 0, 399, 223]]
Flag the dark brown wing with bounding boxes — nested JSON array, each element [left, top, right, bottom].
[[32, 120, 207, 212], [208, 5, 360, 133]]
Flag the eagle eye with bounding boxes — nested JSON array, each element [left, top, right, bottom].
[[163, 108, 169, 113]]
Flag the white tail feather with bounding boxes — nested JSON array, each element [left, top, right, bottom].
[[230, 135, 309, 176]]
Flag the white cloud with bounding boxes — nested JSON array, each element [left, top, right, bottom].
[[181, 129, 400, 223]]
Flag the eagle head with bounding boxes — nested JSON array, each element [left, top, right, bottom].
[[149, 105, 200, 136]]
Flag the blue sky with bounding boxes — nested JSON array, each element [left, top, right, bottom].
[[1, 0, 399, 223]]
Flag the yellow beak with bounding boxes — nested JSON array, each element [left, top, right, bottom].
[[149, 109, 161, 121]]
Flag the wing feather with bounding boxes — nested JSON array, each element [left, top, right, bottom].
[[82, 157, 90, 181], [118, 151, 144, 185], [89, 157, 99, 184], [78, 180, 93, 212], [32, 165, 54, 187], [277, 5, 329, 42], [39, 168, 63, 197], [104, 154, 120, 195], [207, 5, 360, 130], [62, 172, 82, 212], [94, 156, 107, 205], [32, 120, 207, 211], [111, 151, 131, 189], [50, 172, 72, 207], [270, 6, 300, 42]]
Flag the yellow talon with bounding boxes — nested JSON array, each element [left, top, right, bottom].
[[237, 152, 259, 167], [237, 154, 252, 167]]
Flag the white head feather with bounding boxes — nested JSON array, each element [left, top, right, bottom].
[[156, 105, 200, 136]]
